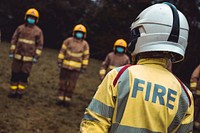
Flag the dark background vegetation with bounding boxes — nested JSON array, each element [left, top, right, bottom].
[[0, 0, 200, 83]]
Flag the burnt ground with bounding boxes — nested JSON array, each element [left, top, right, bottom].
[[0, 42, 198, 133]]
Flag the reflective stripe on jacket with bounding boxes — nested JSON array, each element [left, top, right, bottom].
[[14, 54, 33, 62], [80, 59, 194, 133], [58, 37, 90, 71]]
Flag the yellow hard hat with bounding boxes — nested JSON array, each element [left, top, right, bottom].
[[25, 8, 39, 22], [73, 24, 87, 33], [114, 39, 127, 48], [73, 24, 87, 38]]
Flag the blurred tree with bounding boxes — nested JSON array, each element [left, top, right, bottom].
[[85, 0, 150, 59], [0, 0, 199, 84]]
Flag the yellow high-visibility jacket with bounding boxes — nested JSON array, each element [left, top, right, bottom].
[[80, 59, 194, 133]]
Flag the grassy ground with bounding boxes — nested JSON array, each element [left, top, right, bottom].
[[0, 42, 198, 133], [0, 42, 101, 133]]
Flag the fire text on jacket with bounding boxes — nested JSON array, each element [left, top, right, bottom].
[[132, 78, 177, 110]]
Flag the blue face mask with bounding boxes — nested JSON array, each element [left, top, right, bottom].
[[116, 47, 124, 53], [27, 18, 35, 24], [75, 32, 84, 39]]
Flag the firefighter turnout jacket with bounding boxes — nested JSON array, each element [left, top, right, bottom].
[[58, 37, 89, 71], [80, 59, 194, 133], [99, 52, 130, 79], [190, 64, 200, 95], [10, 24, 43, 62]]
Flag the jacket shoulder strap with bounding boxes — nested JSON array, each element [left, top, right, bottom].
[[175, 77, 191, 106], [113, 64, 132, 87]]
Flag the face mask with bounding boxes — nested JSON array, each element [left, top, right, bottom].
[[116, 47, 124, 53], [27, 17, 35, 24], [75, 32, 84, 39]]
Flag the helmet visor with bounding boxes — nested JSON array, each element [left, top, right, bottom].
[[128, 27, 140, 53]]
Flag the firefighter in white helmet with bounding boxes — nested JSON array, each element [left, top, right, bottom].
[[80, 3, 194, 132], [99, 39, 130, 80], [8, 8, 44, 98], [57, 24, 90, 104]]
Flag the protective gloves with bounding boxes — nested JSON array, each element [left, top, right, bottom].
[[81, 68, 86, 73], [32, 57, 38, 63], [58, 62, 62, 68], [9, 54, 14, 60]]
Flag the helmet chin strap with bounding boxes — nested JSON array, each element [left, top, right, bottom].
[[164, 2, 180, 43]]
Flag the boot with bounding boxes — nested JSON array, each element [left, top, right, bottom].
[[56, 95, 71, 107], [16, 89, 24, 99], [7, 90, 18, 98], [56, 96, 65, 106], [63, 95, 71, 107], [64, 96, 71, 102]]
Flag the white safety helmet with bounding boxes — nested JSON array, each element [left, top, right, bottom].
[[128, 3, 189, 63]]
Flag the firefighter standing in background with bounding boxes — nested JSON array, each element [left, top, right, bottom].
[[9, 8, 44, 98], [57, 24, 90, 104], [190, 64, 200, 129], [80, 3, 194, 132], [99, 39, 130, 80]]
